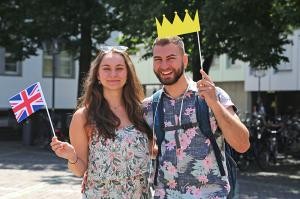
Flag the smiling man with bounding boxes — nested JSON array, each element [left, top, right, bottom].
[[143, 36, 250, 199]]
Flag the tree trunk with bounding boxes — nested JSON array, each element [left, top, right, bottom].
[[77, 20, 92, 98], [192, 48, 213, 81]]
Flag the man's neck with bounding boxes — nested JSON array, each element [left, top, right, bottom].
[[164, 75, 189, 99]]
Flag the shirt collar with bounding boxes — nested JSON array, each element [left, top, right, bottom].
[[161, 75, 198, 99]]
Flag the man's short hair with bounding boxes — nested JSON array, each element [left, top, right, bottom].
[[152, 36, 186, 54]]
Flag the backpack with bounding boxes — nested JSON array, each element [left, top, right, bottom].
[[152, 89, 237, 199]]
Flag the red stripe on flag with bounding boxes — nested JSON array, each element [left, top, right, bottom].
[[12, 90, 42, 115]]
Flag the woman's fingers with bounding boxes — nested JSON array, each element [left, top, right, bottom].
[[51, 143, 63, 152]]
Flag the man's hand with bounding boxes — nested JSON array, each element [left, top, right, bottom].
[[197, 69, 218, 106]]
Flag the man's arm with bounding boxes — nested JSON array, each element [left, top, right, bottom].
[[210, 102, 250, 153], [197, 70, 250, 153]]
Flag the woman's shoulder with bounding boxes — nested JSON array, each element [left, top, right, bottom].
[[71, 107, 88, 124]]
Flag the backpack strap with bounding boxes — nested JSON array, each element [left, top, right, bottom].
[[152, 89, 164, 153], [195, 95, 226, 176], [151, 89, 164, 185]]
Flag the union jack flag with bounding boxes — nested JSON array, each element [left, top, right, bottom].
[[9, 82, 46, 123]]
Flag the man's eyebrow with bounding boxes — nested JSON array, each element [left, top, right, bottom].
[[153, 55, 162, 59], [153, 54, 177, 59], [166, 54, 177, 58]]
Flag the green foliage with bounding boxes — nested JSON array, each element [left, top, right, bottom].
[[114, 0, 299, 73], [0, 0, 115, 60], [0, 0, 299, 85]]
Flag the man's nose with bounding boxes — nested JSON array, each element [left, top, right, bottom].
[[160, 60, 168, 69]]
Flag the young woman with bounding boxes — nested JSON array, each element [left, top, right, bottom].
[[50, 46, 153, 198]]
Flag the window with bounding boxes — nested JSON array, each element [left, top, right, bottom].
[[43, 51, 75, 78], [227, 57, 242, 69], [210, 55, 220, 69], [277, 43, 293, 71], [0, 48, 22, 76]]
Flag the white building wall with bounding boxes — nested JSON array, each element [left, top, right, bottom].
[[131, 51, 160, 85], [245, 29, 300, 91], [0, 50, 79, 109], [208, 54, 249, 113], [209, 54, 247, 82]]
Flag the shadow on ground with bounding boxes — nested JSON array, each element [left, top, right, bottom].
[[0, 141, 68, 171], [40, 174, 82, 185], [238, 155, 300, 199]]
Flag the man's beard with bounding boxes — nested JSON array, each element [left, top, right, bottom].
[[154, 63, 184, 85]]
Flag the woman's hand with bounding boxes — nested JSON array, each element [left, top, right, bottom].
[[50, 137, 77, 163], [149, 138, 158, 159]]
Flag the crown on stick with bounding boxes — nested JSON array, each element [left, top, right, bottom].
[[155, 9, 200, 38]]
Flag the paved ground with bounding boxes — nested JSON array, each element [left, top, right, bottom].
[[0, 141, 299, 199], [238, 155, 300, 199], [0, 142, 81, 199]]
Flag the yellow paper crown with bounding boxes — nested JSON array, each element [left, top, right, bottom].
[[155, 9, 200, 38]]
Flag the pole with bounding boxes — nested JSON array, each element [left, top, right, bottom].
[[52, 53, 56, 113], [258, 76, 261, 103], [38, 82, 56, 137], [196, 31, 203, 70]]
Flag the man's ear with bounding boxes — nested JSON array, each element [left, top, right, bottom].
[[183, 53, 188, 69]]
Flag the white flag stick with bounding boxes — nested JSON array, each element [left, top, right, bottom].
[[37, 82, 56, 137], [196, 31, 203, 70]]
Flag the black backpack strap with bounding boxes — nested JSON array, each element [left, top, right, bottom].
[[151, 89, 164, 186], [152, 89, 164, 153], [195, 95, 226, 176]]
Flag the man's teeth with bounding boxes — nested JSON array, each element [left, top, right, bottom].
[[162, 71, 172, 75]]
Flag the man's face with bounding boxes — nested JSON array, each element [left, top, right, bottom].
[[153, 43, 187, 85]]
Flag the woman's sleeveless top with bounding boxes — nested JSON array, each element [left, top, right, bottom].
[[82, 125, 151, 199]]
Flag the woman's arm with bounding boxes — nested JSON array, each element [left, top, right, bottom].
[[67, 108, 89, 177], [51, 108, 89, 177]]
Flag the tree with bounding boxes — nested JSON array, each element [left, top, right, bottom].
[[0, 0, 116, 96], [114, 0, 299, 81], [1, 0, 299, 92]]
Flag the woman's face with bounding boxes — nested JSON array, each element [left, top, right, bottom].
[[97, 52, 128, 92]]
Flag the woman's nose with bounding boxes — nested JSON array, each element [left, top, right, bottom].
[[110, 70, 117, 77]]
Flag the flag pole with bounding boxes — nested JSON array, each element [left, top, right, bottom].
[[196, 31, 203, 70], [38, 82, 56, 137]]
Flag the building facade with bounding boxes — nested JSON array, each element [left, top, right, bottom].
[[210, 29, 300, 118]]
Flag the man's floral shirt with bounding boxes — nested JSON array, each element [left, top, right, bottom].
[[142, 80, 235, 199]]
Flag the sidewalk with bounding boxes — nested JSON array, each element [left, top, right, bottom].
[[1, 141, 299, 199], [0, 141, 81, 199]]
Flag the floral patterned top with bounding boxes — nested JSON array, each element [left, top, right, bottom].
[[82, 125, 151, 199], [142, 80, 235, 199]]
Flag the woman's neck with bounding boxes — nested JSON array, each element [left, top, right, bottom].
[[103, 90, 123, 108]]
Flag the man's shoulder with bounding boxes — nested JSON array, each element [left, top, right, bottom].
[[215, 86, 236, 111]]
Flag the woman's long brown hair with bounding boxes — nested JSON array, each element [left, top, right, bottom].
[[77, 50, 152, 140]]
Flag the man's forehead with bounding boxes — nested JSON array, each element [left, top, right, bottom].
[[153, 43, 181, 56]]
